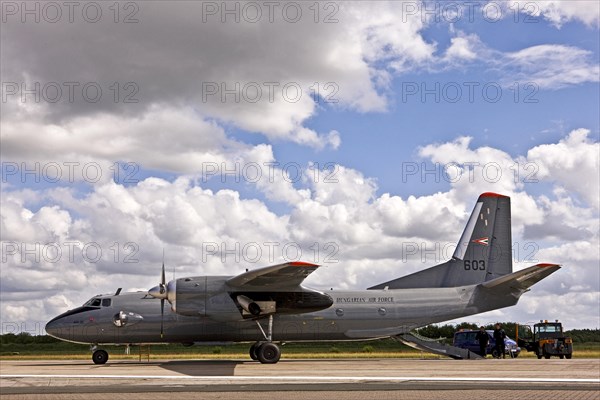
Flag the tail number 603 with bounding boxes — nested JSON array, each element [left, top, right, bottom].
[[464, 260, 485, 270]]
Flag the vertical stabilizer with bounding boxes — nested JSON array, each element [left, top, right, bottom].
[[452, 192, 513, 281], [368, 193, 512, 289]]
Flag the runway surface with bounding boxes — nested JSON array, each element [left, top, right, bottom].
[[1, 358, 599, 399]]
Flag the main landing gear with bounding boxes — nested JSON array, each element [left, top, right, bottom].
[[91, 345, 109, 364], [249, 341, 281, 364], [250, 315, 281, 364]]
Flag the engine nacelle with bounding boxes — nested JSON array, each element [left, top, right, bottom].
[[160, 276, 241, 318], [168, 277, 206, 316]]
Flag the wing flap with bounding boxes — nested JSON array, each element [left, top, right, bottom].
[[226, 261, 320, 289]]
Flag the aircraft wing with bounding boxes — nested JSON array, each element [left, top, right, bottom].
[[226, 261, 320, 289], [480, 263, 561, 291]]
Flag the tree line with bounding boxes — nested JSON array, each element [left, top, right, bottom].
[[1, 325, 598, 345], [415, 323, 599, 342]]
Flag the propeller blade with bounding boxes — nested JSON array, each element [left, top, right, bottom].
[[161, 262, 166, 286], [160, 298, 165, 338]]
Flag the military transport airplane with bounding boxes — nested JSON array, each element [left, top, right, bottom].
[[45, 192, 561, 364]]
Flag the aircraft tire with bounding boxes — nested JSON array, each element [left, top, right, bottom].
[[92, 349, 109, 364], [565, 354, 572, 359], [257, 343, 281, 364], [249, 343, 259, 360]]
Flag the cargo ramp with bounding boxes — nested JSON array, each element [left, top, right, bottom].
[[394, 331, 483, 360]]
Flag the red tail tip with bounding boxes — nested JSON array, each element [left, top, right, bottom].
[[289, 261, 319, 267], [536, 263, 560, 268], [479, 192, 509, 198]]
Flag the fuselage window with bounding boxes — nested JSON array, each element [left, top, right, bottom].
[[101, 299, 112, 307]]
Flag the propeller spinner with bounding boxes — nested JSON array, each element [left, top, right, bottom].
[[148, 263, 168, 300]]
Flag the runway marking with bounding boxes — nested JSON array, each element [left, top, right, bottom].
[[2, 375, 599, 383]]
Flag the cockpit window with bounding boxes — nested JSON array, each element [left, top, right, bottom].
[[101, 299, 111, 307], [84, 298, 102, 307]]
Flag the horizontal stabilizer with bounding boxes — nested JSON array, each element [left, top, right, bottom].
[[480, 263, 561, 291]]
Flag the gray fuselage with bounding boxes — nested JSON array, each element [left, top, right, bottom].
[[45, 277, 516, 345]]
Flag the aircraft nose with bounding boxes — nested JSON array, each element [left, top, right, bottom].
[[45, 317, 62, 339]]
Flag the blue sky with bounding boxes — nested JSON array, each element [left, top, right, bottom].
[[1, 1, 599, 330]]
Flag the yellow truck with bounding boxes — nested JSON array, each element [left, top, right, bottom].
[[517, 320, 573, 359]]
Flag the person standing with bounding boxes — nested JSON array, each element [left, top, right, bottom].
[[475, 326, 489, 358], [493, 323, 506, 359]]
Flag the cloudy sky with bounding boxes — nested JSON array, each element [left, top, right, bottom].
[[1, 0, 598, 333]]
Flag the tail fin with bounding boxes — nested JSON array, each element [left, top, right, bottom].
[[368, 192, 512, 289]]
